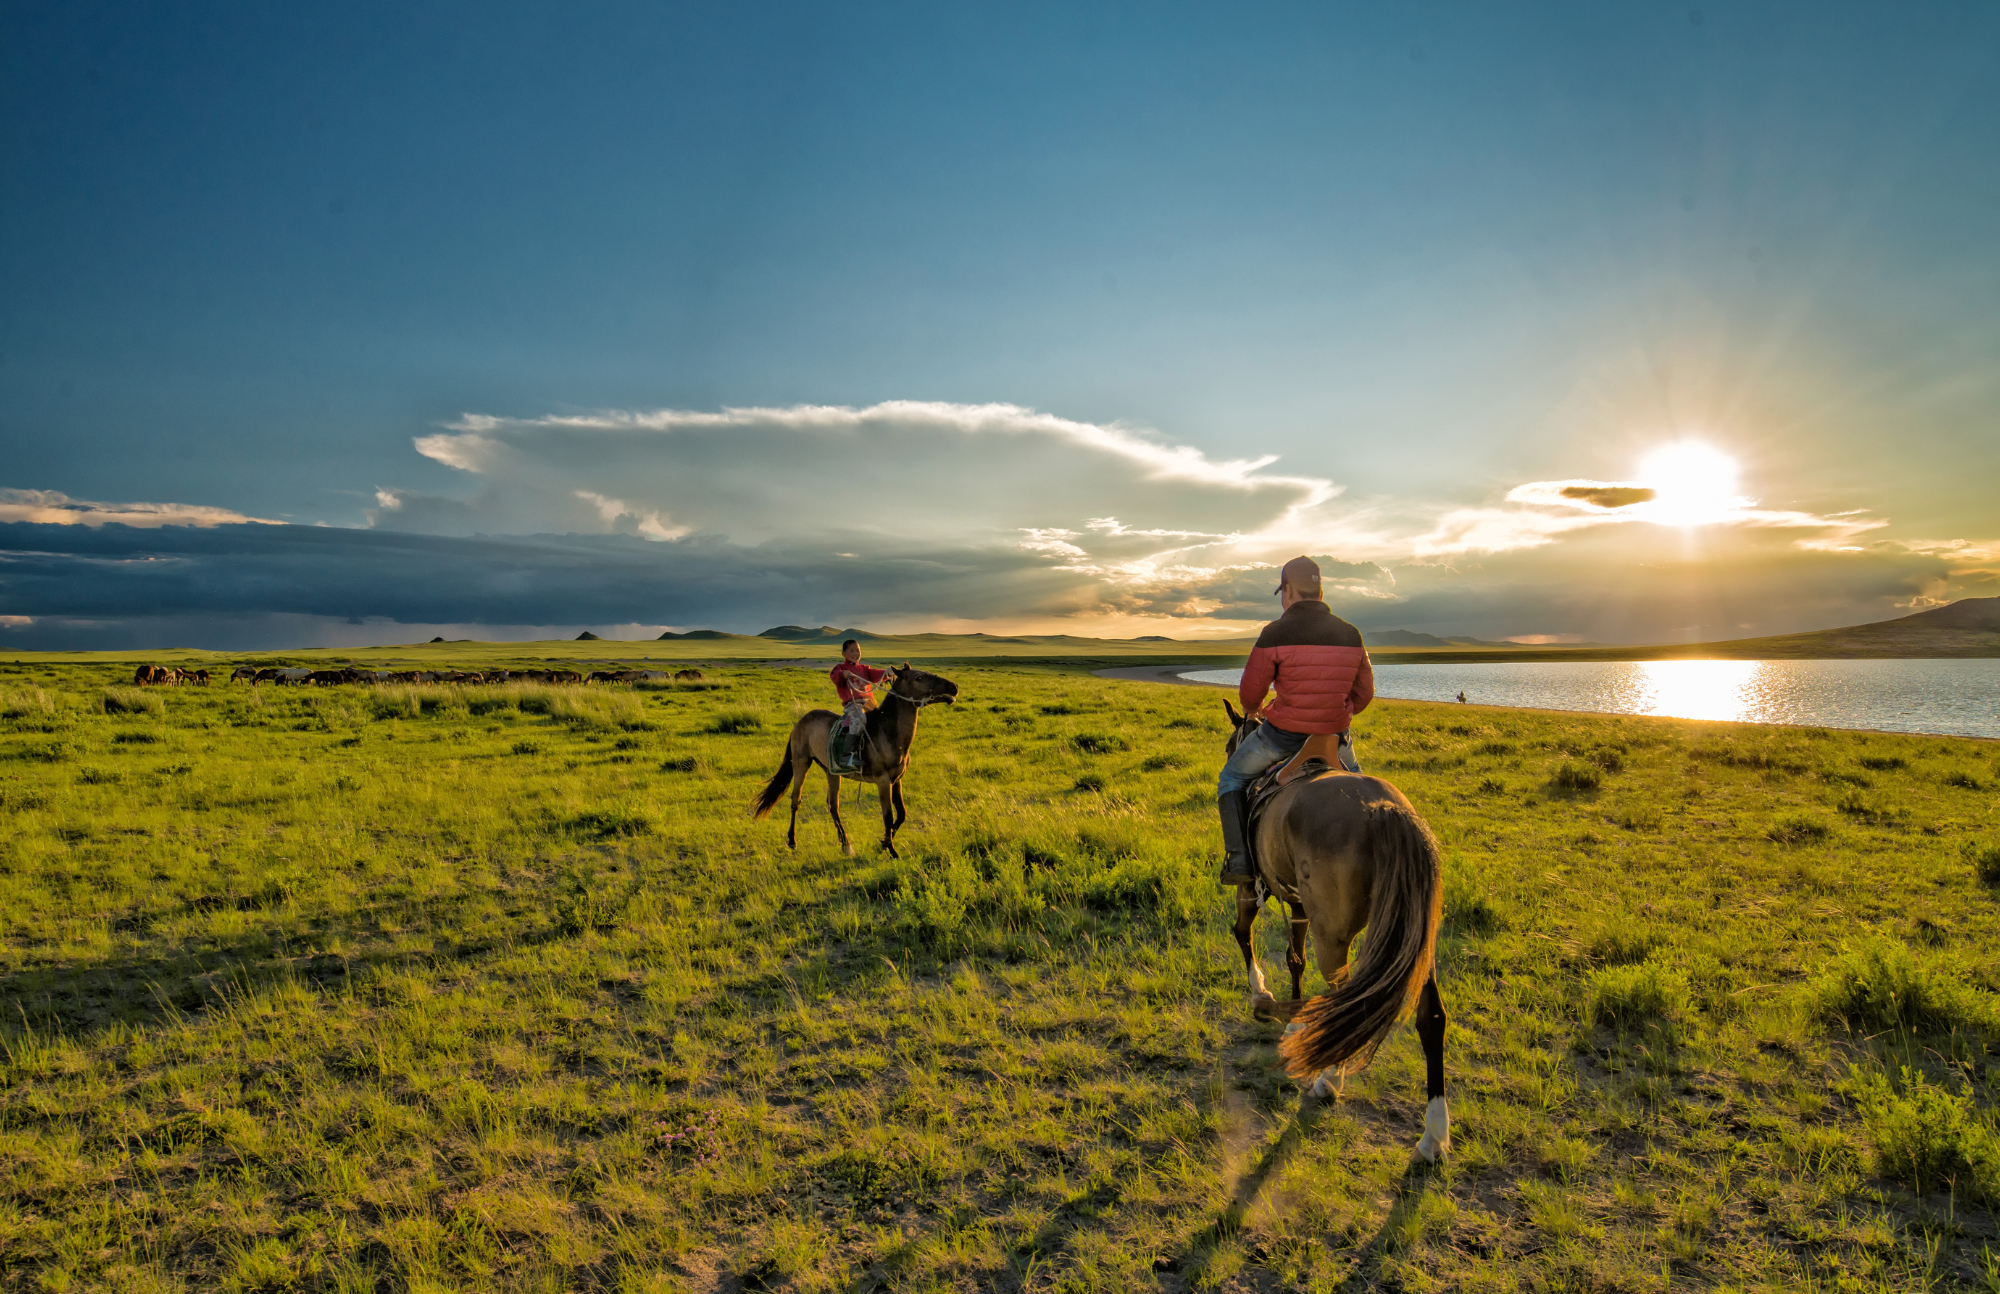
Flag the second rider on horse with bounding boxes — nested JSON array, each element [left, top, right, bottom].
[[1217, 556, 1376, 887], [829, 638, 889, 772]]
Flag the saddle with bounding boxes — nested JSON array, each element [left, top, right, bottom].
[[1243, 732, 1354, 902]]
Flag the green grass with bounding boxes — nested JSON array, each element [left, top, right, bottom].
[[0, 661, 1997, 1290]]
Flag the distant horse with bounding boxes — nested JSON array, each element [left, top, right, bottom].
[[1223, 700, 1452, 1162], [751, 663, 958, 858]]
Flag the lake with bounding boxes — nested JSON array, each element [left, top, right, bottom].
[[1176, 658, 2000, 739]]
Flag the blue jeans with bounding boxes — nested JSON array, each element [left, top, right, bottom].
[[1216, 723, 1358, 796]]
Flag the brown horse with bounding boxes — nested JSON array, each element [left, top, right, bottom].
[[751, 663, 958, 858], [1223, 700, 1452, 1161]]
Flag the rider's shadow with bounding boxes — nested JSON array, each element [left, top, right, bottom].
[[1174, 1100, 1447, 1284]]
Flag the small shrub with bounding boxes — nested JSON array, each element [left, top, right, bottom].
[[1941, 770, 1984, 791], [1140, 752, 1189, 772], [659, 754, 699, 773], [510, 740, 543, 756], [76, 765, 120, 786], [707, 708, 764, 735], [1551, 762, 1601, 793], [467, 696, 511, 716], [563, 808, 654, 839], [1805, 938, 1998, 1037], [1478, 741, 1515, 756], [112, 731, 161, 745], [1858, 755, 1909, 772], [553, 874, 635, 935], [1588, 747, 1626, 774], [1165, 717, 1198, 730], [1073, 773, 1106, 793], [1846, 1065, 1996, 1200], [1966, 841, 2000, 887], [613, 735, 644, 750], [1070, 732, 1129, 755], [1477, 776, 1506, 794], [1768, 814, 1833, 845], [0, 689, 53, 719], [17, 741, 76, 763], [1589, 927, 1663, 966], [1039, 703, 1081, 716], [101, 688, 164, 716], [1590, 955, 1692, 1032]]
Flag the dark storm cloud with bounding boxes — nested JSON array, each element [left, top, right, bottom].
[[0, 520, 1089, 647]]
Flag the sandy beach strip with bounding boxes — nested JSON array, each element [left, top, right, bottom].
[[1092, 664, 1235, 687]]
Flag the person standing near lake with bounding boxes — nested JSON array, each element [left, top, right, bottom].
[[828, 638, 889, 772], [1217, 556, 1374, 887]]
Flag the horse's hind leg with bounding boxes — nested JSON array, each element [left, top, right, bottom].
[[1414, 972, 1451, 1162], [1284, 901, 1309, 1001], [786, 747, 808, 850], [877, 783, 898, 858], [1234, 888, 1278, 1020], [891, 781, 907, 831], [824, 766, 853, 857]]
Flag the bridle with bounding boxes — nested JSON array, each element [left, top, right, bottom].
[[888, 671, 954, 709]]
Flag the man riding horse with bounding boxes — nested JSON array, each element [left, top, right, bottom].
[[1217, 555, 1375, 887]]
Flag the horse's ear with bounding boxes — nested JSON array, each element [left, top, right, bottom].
[[1224, 699, 1241, 726], [899, 660, 910, 671]]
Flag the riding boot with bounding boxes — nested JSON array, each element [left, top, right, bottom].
[[1217, 789, 1253, 887]]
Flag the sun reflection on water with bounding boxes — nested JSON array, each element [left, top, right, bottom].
[[1633, 660, 1762, 722]]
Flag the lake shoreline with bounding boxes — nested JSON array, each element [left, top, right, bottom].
[[1094, 662, 2000, 743]]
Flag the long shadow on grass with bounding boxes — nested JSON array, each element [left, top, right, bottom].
[[1165, 1097, 1328, 1279], [1171, 1101, 1444, 1288]]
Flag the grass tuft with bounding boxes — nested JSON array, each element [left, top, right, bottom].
[[706, 706, 765, 734], [1804, 938, 1998, 1038], [1590, 954, 1692, 1033], [100, 687, 164, 716], [1550, 761, 1601, 792], [1968, 841, 2000, 887], [1846, 1065, 2000, 1201], [1768, 813, 1833, 845]]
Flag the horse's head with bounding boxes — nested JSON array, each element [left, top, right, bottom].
[[1223, 699, 1260, 756], [889, 661, 958, 707]]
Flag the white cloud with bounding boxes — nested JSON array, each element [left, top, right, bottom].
[[0, 489, 280, 528], [1412, 477, 1890, 557]]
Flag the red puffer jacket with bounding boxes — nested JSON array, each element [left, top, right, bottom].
[[1238, 601, 1374, 735]]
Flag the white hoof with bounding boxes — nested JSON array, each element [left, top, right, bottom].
[[1284, 1021, 1305, 1035], [1415, 1096, 1451, 1162]]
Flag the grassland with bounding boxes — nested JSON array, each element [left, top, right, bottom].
[[2, 660, 1998, 1292]]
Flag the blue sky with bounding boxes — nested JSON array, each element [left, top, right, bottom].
[[3, 2, 1996, 648]]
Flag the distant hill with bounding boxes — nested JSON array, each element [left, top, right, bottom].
[[656, 629, 746, 641], [758, 625, 885, 643], [1368, 629, 1603, 648], [1675, 596, 2000, 659]]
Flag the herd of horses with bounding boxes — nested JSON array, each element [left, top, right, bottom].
[[753, 662, 1453, 1162], [131, 664, 706, 687]]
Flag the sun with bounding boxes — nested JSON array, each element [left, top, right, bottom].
[[1637, 441, 1742, 526]]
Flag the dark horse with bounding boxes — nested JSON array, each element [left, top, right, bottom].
[[751, 663, 958, 858], [1223, 701, 1452, 1161]]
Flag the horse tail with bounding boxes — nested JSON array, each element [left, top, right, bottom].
[[750, 739, 797, 819], [1278, 799, 1443, 1081]]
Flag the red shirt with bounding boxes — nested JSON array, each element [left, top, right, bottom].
[[830, 660, 890, 703]]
